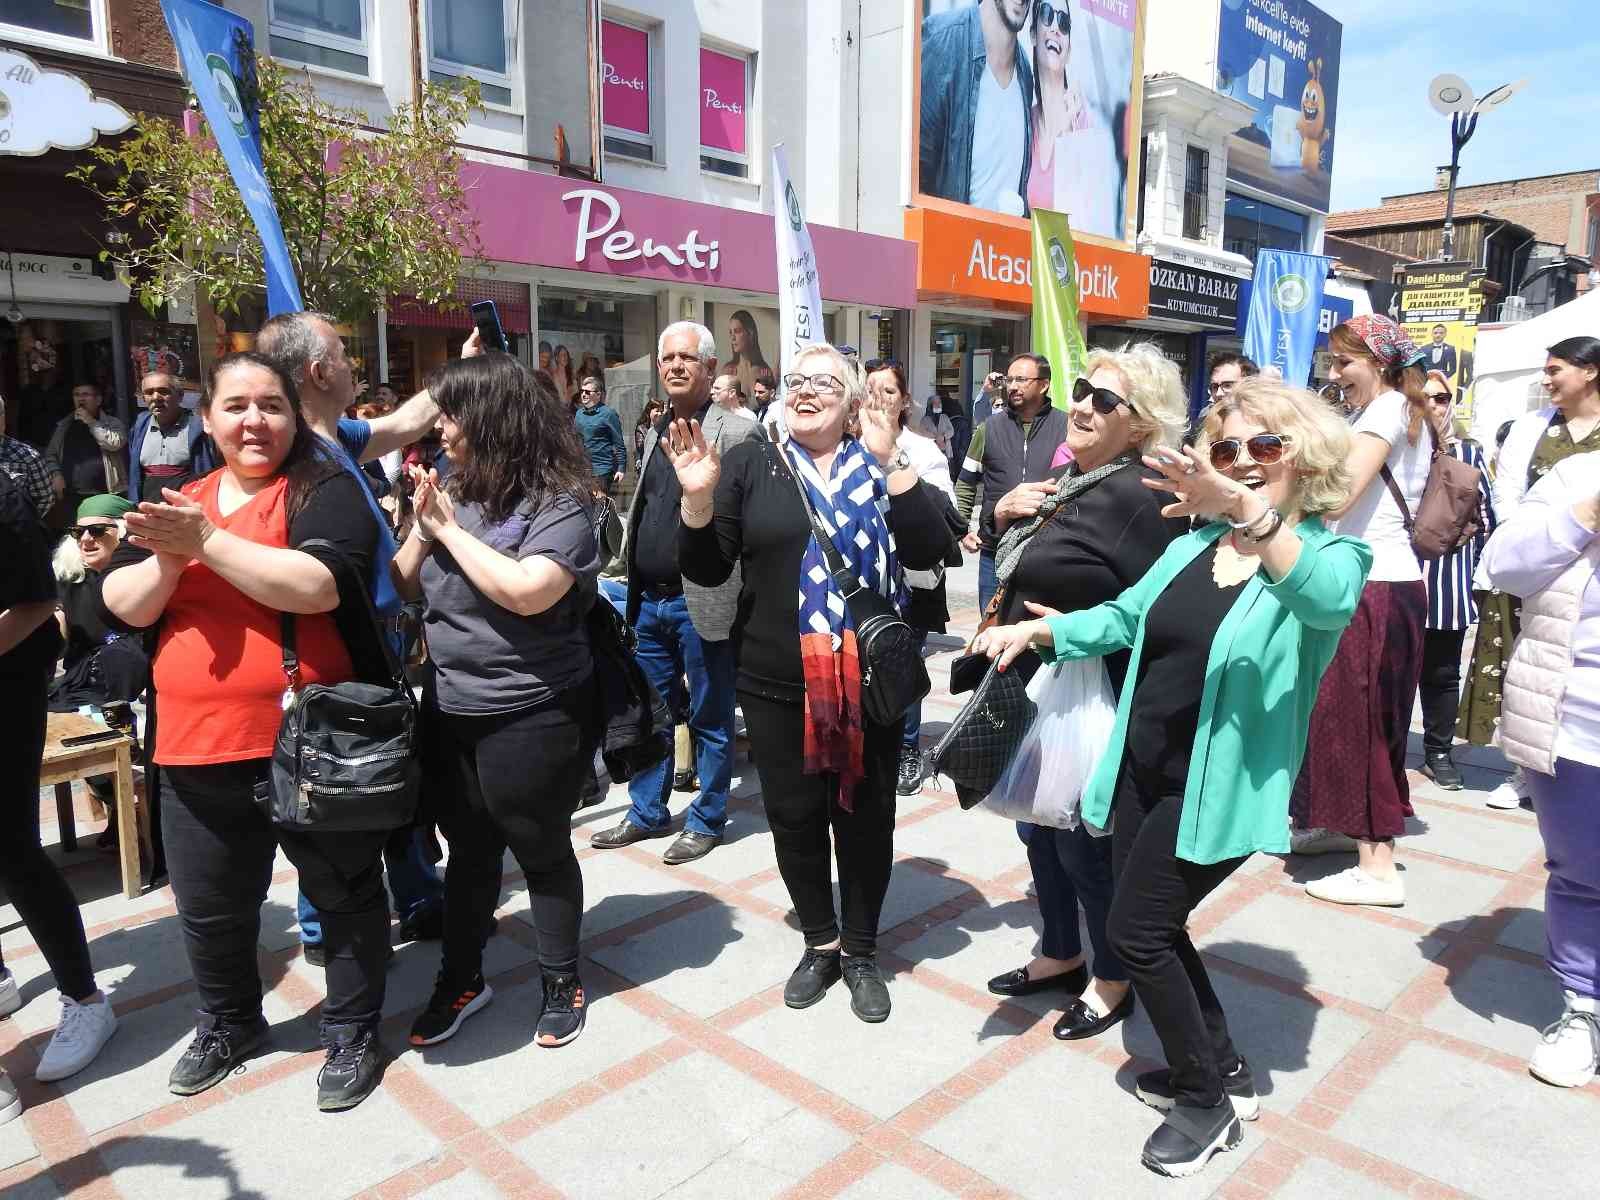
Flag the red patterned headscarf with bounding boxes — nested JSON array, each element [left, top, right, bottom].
[[1341, 314, 1427, 371]]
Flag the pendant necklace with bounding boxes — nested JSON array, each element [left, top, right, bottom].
[[1212, 534, 1259, 588]]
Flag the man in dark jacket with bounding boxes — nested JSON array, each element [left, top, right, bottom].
[[126, 373, 215, 503], [574, 374, 627, 494]]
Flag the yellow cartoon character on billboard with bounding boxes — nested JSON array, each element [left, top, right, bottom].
[[1296, 59, 1328, 174]]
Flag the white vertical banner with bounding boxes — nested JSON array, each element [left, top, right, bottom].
[[771, 143, 824, 382]]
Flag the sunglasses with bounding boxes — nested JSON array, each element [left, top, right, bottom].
[[1036, 2, 1070, 36], [1208, 433, 1290, 471], [68, 524, 118, 540], [1072, 377, 1130, 415], [1426, 389, 1453, 404]]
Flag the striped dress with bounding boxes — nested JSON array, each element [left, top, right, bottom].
[[1424, 439, 1497, 632]]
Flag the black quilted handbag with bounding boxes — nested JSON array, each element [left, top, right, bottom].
[[925, 655, 1037, 809]]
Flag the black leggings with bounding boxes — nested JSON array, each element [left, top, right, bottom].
[[433, 679, 595, 981], [740, 690, 899, 957], [0, 660, 96, 1001], [1419, 627, 1467, 756], [1107, 770, 1249, 1109]]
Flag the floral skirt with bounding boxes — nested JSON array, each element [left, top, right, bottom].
[[1456, 589, 1518, 747]]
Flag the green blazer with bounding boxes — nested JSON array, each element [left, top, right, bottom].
[[1038, 518, 1373, 864]]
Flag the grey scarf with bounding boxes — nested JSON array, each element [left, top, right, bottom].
[[993, 454, 1139, 589]]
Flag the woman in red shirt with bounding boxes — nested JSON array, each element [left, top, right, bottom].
[[103, 352, 392, 1113]]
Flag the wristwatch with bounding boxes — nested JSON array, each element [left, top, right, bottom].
[[886, 449, 912, 473]]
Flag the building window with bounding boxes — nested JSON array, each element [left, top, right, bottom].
[[1183, 145, 1210, 241], [601, 19, 657, 164], [1136, 136, 1149, 236], [1588, 215, 1600, 260], [1223, 193, 1307, 261], [428, 0, 514, 106], [270, 0, 370, 76], [699, 46, 751, 179], [1, 0, 100, 46]]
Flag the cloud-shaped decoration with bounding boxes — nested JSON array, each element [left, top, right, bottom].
[[0, 46, 134, 157]]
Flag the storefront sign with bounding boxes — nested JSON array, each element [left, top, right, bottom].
[[601, 20, 651, 136], [460, 162, 917, 309], [905, 207, 1149, 320], [700, 48, 746, 155], [0, 46, 133, 156], [0, 252, 129, 303], [1147, 260, 1244, 331]]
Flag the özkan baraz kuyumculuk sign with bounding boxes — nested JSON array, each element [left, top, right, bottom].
[[1148, 260, 1242, 331]]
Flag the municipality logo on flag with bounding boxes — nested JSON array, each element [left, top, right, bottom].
[[205, 52, 249, 138], [1272, 273, 1311, 314], [785, 181, 803, 233]]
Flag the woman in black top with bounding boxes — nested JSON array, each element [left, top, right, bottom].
[[982, 345, 1188, 1043], [672, 344, 953, 1023]]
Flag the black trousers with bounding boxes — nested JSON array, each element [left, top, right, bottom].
[[741, 690, 899, 957], [161, 760, 389, 1037], [1107, 771, 1249, 1109], [0, 658, 97, 1001], [432, 679, 594, 982], [1419, 627, 1467, 756]]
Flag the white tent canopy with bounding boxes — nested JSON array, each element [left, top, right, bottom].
[[1468, 289, 1600, 445]]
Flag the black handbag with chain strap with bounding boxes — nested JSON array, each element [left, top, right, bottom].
[[924, 656, 1037, 808]]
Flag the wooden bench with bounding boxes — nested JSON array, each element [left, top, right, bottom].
[[41, 712, 144, 900]]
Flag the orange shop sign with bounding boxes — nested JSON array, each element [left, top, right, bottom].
[[905, 208, 1149, 321]]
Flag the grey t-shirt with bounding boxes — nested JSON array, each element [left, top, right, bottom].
[[421, 491, 599, 714]]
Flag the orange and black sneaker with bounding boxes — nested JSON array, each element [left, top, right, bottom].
[[535, 971, 586, 1048], [409, 972, 493, 1046]]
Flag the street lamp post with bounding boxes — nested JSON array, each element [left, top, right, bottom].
[[1428, 75, 1527, 261]]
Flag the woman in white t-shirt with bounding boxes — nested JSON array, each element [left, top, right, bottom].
[[1292, 316, 1436, 909]]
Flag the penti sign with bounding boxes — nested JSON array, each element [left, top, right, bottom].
[[0, 46, 133, 156]]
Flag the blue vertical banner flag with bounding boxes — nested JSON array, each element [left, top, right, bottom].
[[1242, 250, 1332, 386], [159, 0, 303, 315]]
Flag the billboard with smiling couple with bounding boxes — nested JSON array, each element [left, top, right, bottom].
[[916, 0, 1145, 244]]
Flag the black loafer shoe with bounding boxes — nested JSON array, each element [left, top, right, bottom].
[[1141, 1101, 1242, 1178], [589, 820, 671, 850], [842, 954, 891, 1023], [986, 963, 1088, 998], [662, 830, 720, 865], [1052, 990, 1134, 1041], [1422, 752, 1464, 791], [784, 947, 842, 1009]]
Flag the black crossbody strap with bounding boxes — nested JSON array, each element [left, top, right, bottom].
[[279, 612, 300, 691], [278, 539, 406, 687], [772, 444, 866, 599]]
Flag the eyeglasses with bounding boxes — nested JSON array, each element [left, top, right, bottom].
[[1005, 375, 1042, 387], [1208, 433, 1290, 471], [782, 372, 845, 397], [1209, 379, 1239, 397], [68, 524, 117, 540], [1036, 2, 1070, 36], [659, 352, 703, 367], [1072, 377, 1130, 415]]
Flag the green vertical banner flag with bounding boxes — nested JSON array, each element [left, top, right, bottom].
[[1030, 209, 1089, 411]]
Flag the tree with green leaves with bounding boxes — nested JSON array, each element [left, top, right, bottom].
[[73, 56, 485, 325]]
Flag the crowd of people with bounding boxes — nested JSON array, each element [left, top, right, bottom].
[[3, 314, 1597, 1177]]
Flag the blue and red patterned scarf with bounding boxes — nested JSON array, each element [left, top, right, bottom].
[[785, 436, 906, 809]]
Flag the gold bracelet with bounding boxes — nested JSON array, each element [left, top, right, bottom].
[[681, 502, 712, 521]]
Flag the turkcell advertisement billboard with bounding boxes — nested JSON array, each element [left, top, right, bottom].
[[1215, 0, 1343, 212], [915, 0, 1146, 244]]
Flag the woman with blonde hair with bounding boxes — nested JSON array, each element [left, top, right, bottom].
[[980, 342, 1186, 1045], [973, 377, 1369, 1176]]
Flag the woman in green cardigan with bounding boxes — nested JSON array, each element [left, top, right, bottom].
[[973, 377, 1371, 1179]]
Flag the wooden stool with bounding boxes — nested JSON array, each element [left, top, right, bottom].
[[41, 713, 143, 899]]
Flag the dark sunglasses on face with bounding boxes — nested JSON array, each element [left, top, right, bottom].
[[1036, 2, 1070, 36], [1072, 377, 1130, 415], [69, 524, 117, 540], [1208, 433, 1289, 471], [1427, 390, 1453, 404]]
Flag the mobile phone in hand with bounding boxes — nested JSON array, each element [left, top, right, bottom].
[[60, 729, 123, 748], [470, 300, 507, 353]]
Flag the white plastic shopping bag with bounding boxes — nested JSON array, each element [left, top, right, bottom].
[[979, 657, 1117, 830]]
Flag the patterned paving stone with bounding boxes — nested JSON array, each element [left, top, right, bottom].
[[1418, 952, 1564, 1059], [410, 1168, 503, 1200], [1273, 1156, 1408, 1199], [1402, 802, 1545, 873], [0, 1111, 39, 1172], [834, 1162, 956, 1198]]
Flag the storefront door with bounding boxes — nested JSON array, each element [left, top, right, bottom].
[[0, 303, 127, 449], [931, 314, 1020, 464]]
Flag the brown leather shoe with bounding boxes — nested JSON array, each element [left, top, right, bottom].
[[589, 820, 671, 850], [662, 830, 720, 865]]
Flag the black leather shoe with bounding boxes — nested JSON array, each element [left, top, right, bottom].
[[662, 830, 720, 865], [169, 1017, 269, 1096], [1140, 1100, 1242, 1178], [398, 907, 445, 943], [1136, 1057, 1260, 1122], [589, 820, 671, 849], [986, 962, 1088, 998], [784, 947, 842, 1008], [672, 768, 699, 793], [1422, 752, 1464, 791], [303, 943, 327, 968], [1052, 990, 1134, 1040], [842, 954, 891, 1023]]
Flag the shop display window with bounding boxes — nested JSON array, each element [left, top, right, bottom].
[[538, 287, 658, 456]]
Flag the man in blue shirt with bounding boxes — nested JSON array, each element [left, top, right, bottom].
[[574, 373, 627, 494]]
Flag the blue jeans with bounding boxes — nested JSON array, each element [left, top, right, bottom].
[[902, 631, 930, 751], [598, 576, 628, 617], [1020, 820, 1127, 982], [298, 826, 444, 946], [978, 548, 998, 614], [626, 591, 735, 837]]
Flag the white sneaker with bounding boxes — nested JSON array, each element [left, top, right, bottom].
[[0, 1068, 20, 1126], [1289, 827, 1358, 856], [0, 968, 18, 1018], [1529, 992, 1599, 1088], [1305, 865, 1405, 907], [34, 994, 117, 1083], [1485, 768, 1530, 810]]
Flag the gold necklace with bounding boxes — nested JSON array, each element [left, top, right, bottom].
[[1211, 535, 1259, 588]]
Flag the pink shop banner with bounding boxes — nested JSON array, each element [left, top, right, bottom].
[[700, 48, 746, 154], [460, 162, 917, 309], [601, 20, 650, 135]]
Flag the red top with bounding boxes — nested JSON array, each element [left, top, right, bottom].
[[152, 471, 353, 765]]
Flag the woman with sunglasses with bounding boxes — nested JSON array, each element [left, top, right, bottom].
[[1291, 316, 1433, 908], [982, 345, 1186, 1045], [1416, 372, 1495, 791], [971, 377, 1368, 1177], [1025, 2, 1091, 214], [670, 344, 953, 1023]]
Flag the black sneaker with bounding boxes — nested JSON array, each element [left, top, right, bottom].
[[408, 973, 493, 1046], [168, 1017, 269, 1096], [841, 954, 891, 1023], [397, 907, 445, 943], [535, 971, 587, 1048], [1140, 1100, 1242, 1178], [784, 947, 842, 1009], [317, 1026, 383, 1112], [1135, 1057, 1260, 1121], [1422, 752, 1464, 791], [896, 746, 924, 796]]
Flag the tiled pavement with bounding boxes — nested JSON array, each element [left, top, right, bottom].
[[4, 609, 1596, 1199]]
